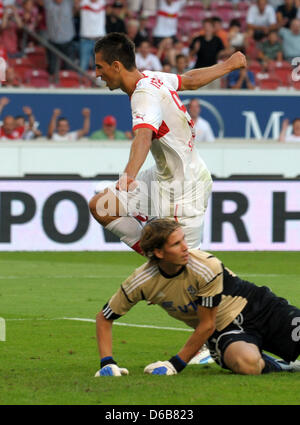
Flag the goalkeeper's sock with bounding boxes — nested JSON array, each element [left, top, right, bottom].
[[105, 217, 143, 255], [261, 353, 293, 373]]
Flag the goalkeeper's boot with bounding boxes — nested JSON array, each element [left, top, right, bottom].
[[276, 359, 300, 372], [188, 344, 214, 365]]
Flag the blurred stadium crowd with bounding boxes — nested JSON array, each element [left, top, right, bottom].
[[0, 0, 299, 89]]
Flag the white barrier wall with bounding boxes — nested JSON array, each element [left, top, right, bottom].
[[0, 139, 300, 178], [1, 179, 300, 251]]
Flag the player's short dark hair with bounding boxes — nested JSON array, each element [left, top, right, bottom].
[[140, 219, 182, 260], [94, 32, 136, 71]]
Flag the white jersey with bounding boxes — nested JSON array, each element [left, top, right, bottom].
[[153, 0, 186, 38], [131, 70, 212, 217], [80, 0, 106, 38]]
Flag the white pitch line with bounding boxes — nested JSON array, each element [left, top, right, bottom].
[[6, 317, 192, 332]]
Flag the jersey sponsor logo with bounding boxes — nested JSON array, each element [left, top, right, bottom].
[[162, 301, 176, 311], [178, 301, 198, 313]]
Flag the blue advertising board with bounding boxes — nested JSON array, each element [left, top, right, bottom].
[[0, 89, 299, 139]]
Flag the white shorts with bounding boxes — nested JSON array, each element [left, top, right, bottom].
[[109, 166, 213, 248]]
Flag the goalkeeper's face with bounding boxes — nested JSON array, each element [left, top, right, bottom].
[[156, 228, 189, 266]]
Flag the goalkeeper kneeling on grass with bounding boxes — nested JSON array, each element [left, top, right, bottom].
[[95, 219, 300, 377]]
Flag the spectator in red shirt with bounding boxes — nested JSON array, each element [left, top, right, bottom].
[[0, 97, 25, 140], [0, 6, 23, 58]]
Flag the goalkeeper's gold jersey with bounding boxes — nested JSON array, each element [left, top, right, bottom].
[[103, 249, 253, 332]]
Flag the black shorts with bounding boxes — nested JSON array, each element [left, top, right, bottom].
[[207, 286, 300, 369]]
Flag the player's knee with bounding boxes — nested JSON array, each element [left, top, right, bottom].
[[230, 352, 263, 375], [89, 193, 106, 224]]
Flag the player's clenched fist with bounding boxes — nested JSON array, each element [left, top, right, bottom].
[[116, 174, 137, 192], [144, 361, 177, 376], [227, 51, 247, 71]]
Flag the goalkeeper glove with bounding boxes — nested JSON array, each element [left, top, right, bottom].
[[144, 355, 187, 375], [95, 356, 129, 377]]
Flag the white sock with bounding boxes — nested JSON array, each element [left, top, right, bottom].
[[105, 217, 144, 254]]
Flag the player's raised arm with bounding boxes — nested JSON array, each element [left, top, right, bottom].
[[179, 51, 247, 91]]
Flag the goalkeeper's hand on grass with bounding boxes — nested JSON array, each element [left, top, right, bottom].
[[95, 356, 129, 377], [95, 364, 129, 377], [144, 361, 177, 375], [144, 355, 187, 375]]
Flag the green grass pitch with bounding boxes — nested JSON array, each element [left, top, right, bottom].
[[0, 251, 300, 405]]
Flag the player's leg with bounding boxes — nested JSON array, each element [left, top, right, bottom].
[[223, 341, 265, 375], [260, 298, 300, 364], [89, 187, 144, 254]]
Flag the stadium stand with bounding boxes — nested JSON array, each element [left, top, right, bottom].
[[0, 0, 299, 90], [24, 69, 51, 88]]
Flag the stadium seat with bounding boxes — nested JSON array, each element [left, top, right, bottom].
[[258, 77, 281, 90], [180, 8, 205, 21], [56, 70, 81, 88], [216, 9, 235, 22], [81, 71, 97, 88], [8, 57, 33, 82], [291, 80, 300, 90], [267, 61, 292, 86], [178, 17, 194, 35], [237, 2, 250, 11], [249, 60, 263, 74], [27, 47, 48, 70], [24, 69, 50, 88], [183, 1, 204, 11], [211, 1, 233, 10]]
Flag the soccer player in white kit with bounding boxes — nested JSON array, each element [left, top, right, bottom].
[[90, 32, 246, 365], [90, 32, 246, 254]]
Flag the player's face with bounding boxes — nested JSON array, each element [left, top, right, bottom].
[[160, 228, 189, 265], [95, 51, 121, 90]]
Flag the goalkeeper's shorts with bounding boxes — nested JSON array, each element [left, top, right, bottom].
[[207, 287, 300, 369]]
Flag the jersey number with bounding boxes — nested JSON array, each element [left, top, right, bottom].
[[169, 90, 187, 113]]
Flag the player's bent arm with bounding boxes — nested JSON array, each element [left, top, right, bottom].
[[179, 51, 247, 91], [144, 305, 217, 376], [120, 127, 153, 183], [177, 305, 217, 363]]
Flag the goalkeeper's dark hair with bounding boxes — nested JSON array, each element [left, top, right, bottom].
[[94, 32, 136, 71], [140, 219, 182, 261]]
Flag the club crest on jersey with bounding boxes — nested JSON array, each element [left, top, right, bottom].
[[187, 285, 197, 297]]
